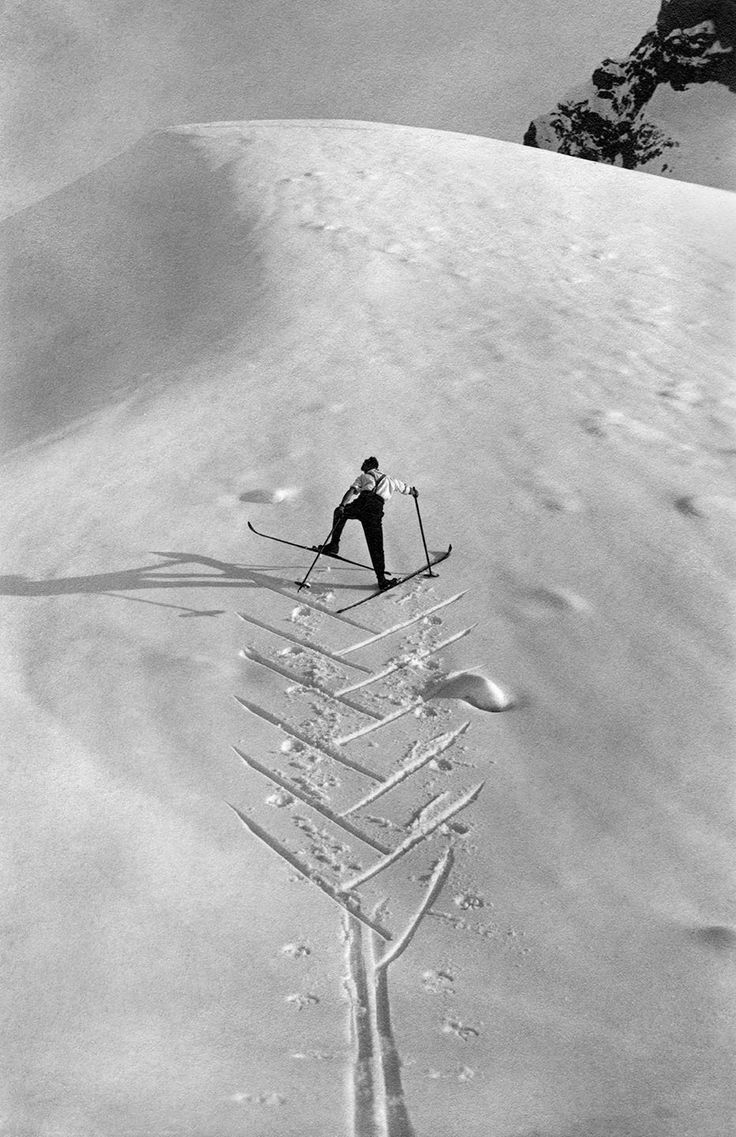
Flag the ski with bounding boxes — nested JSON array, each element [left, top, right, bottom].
[[247, 521, 388, 573], [335, 547, 452, 613]]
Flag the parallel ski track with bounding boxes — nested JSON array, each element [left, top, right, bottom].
[[340, 782, 484, 892], [228, 805, 393, 941], [255, 579, 375, 631], [236, 611, 373, 673], [240, 645, 384, 721], [335, 592, 467, 656], [341, 722, 470, 818], [335, 624, 476, 694], [232, 746, 392, 855], [334, 699, 425, 746], [234, 695, 386, 782]]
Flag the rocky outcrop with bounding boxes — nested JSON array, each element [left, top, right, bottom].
[[525, 0, 736, 188]]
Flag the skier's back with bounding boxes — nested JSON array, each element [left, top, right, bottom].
[[321, 457, 417, 590]]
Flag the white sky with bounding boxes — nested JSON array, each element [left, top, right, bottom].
[[0, 0, 657, 215]]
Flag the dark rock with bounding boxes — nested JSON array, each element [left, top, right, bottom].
[[524, 0, 736, 188]]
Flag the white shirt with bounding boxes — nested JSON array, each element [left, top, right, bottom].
[[349, 468, 412, 502]]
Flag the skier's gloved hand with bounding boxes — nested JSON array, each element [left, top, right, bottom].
[[410, 486, 419, 498], [335, 504, 346, 515]]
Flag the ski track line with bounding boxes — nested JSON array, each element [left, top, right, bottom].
[[234, 695, 386, 783], [335, 624, 477, 694], [241, 645, 384, 721], [340, 782, 484, 892], [375, 847, 455, 974], [407, 791, 451, 831], [228, 805, 393, 941], [341, 722, 470, 817], [343, 916, 382, 1137], [232, 746, 392, 855], [334, 699, 425, 746], [335, 592, 468, 656], [243, 573, 376, 632], [237, 611, 373, 673]]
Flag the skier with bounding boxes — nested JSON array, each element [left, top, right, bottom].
[[320, 457, 418, 591]]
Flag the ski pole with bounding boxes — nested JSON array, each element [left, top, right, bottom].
[[413, 493, 438, 577], [296, 519, 340, 591]]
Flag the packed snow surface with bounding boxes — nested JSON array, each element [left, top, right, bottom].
[[0, 121, 734, 1137]]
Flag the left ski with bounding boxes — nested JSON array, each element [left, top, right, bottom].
[[335, 547, 452, 613], [247, 521, 386, 572]]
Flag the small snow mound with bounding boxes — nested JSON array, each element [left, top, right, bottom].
[[429, 670, 513, 713]]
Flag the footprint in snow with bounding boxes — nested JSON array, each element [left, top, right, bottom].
[[688, 924, 736, 952], [427, 670, 513, 713], [522, 586, 591, 618], [674, 493, 736, 520]]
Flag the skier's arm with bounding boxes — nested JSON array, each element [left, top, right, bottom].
[[393, 477, 418, 497], [338, 486, 359, 508], [338, 475, 366, 510]]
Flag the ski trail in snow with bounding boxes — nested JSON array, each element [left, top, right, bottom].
[[228, 805, 393, 941], [237, 611, 373, 673], [369, 855, 456, 1136], [240, 571, 375, 631], [335, 625, 476, 694], [407, 791, 451, 830], [370, 934, 416, 1137], [334, 699, 425, 745], [232, 746, 392, 855], [340, 783, 484, 892], [343, 917, 381, 1137], [241, 645, 384, 720], [341, 723, 470, 817], [335, 593, 467, 656], [375, 847, 455, 973], [235, 696, 387, 782]]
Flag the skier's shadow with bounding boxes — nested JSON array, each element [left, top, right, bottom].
[[0, 551, 323, 617]]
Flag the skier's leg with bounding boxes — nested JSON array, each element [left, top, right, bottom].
[[360, 503, 388, 584], [321, 503, 356, 554]]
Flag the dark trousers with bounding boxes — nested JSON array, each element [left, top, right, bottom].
[[330, 494, 386, 580]]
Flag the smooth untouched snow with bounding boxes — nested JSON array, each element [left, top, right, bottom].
[[0, 121, 734, 1137]]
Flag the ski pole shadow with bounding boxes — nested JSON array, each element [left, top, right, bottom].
[[0, 550, 330, 616]]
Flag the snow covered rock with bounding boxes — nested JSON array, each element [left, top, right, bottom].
[[524, 0, 736, 191]]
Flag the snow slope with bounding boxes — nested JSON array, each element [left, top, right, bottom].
[[1, 121, 734, 1137]]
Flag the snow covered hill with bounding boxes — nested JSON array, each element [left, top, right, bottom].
[[1, 121, 734, 1137], [525, 0, 736, 192]]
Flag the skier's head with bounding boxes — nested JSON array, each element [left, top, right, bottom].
[[361, 456, 379, 472]]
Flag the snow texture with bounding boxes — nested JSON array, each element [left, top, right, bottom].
[[0, 120, 734, 1137]]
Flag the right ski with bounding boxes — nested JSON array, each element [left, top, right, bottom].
[[248, 521, 387, 573], [335, 547, 452, 613]]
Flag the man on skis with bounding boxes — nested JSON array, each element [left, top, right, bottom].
[[320, 457, 418, 591]]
